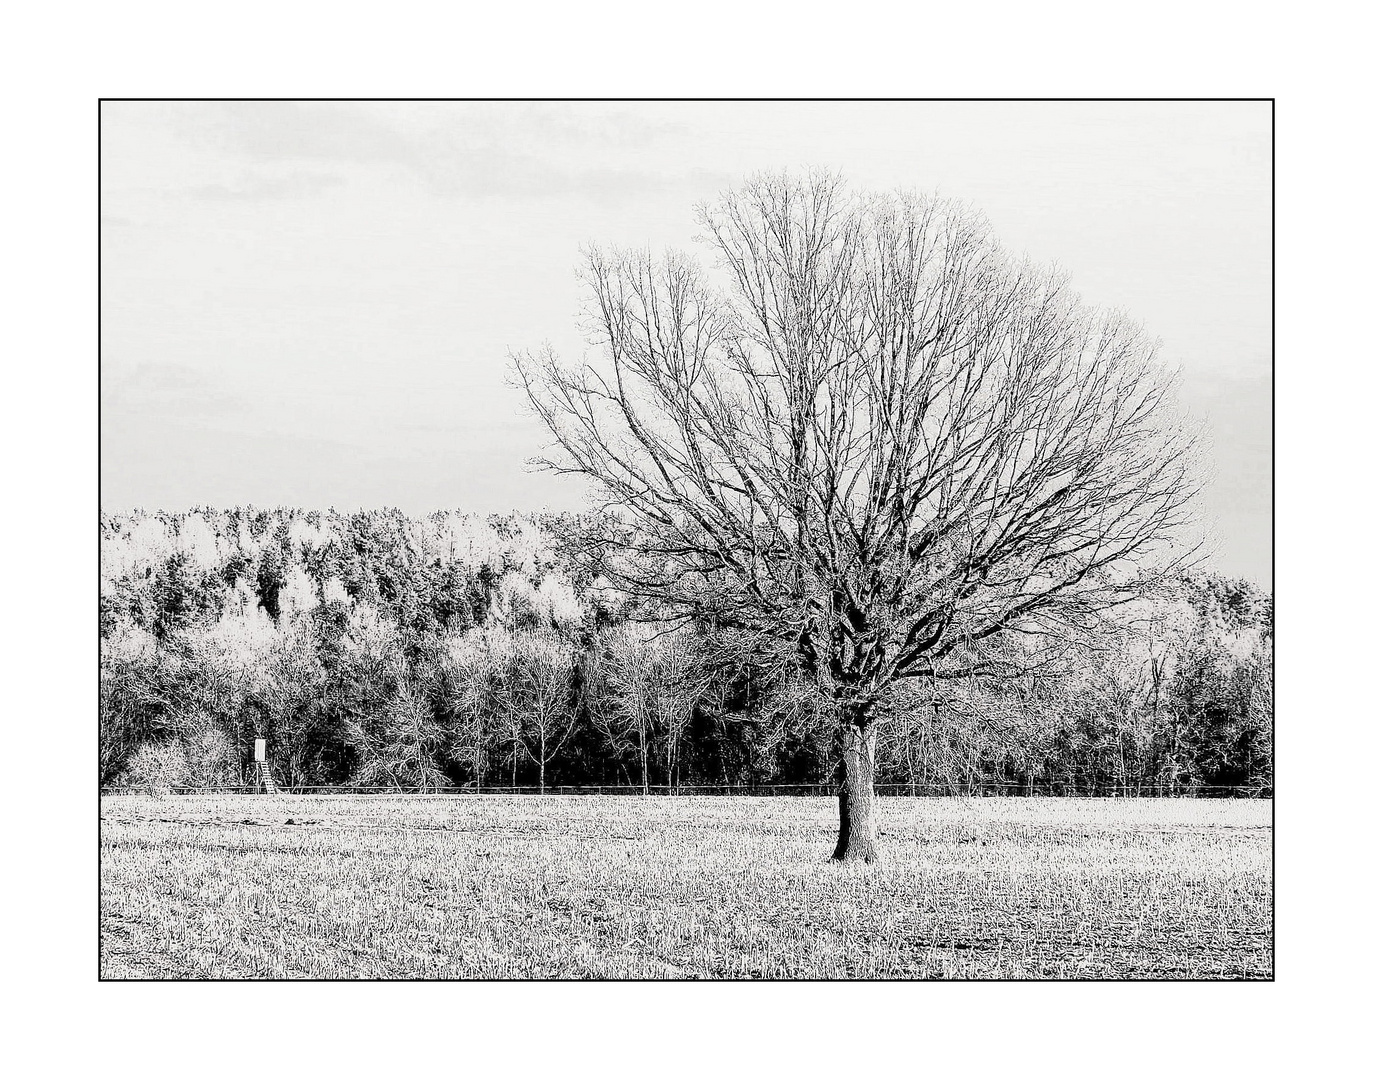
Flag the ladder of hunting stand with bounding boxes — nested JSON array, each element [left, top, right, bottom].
[[253, 761, 278, 794]]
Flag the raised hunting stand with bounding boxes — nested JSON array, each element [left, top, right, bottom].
[[252, 737, 277, 794]]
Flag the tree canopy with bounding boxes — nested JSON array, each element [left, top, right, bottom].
[[515, 172, 1198, 717]]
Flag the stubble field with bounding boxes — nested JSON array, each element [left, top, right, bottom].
[[100, 794, 1271, 979]]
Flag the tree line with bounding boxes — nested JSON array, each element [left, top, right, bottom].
[[99, 506, 1272, 796]]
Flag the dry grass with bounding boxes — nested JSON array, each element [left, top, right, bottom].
[[100, 794, 1271, 979]]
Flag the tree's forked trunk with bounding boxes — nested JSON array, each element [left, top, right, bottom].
[[832, 723, 879, 864]]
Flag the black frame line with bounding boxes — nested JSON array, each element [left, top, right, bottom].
[[97, 96, 1276, 984]]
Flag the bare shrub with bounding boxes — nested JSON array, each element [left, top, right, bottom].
[[112, 741, 190, 796]]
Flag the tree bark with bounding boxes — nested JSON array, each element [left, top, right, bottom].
[[832, 723, 880, 864]]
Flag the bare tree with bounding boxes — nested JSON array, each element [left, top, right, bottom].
[[513, 629, 579, 794], [447, 627, 520, 793], [352, 678, 450, 792], [513, 171, 1197, 862], [599, 627, 658, 795], [646, 631, 712, 793]]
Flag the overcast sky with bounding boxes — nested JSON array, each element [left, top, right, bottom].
[[100, 100, 1271, 586]]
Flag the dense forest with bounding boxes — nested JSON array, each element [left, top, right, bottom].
[[99, 508, 1273, 796]]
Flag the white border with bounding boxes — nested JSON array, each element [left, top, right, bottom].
[[10, 2, 1352, 1075]]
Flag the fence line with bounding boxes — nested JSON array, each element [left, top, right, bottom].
[[102, 782, 1273, 798]]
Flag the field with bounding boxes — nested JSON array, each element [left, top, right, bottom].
[[100, 794, 1272, 979]]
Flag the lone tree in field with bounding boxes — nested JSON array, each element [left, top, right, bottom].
[[513, 172, 1196, 863]]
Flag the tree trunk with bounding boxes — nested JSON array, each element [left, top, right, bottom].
[[474, 714, 483, 794], [832, 723, 879, 864], [639, 727, 649, 796]]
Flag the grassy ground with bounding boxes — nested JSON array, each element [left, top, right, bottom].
[[100, 794, 1271, 979]]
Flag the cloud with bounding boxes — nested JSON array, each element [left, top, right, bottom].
[[422, 150, 731, 205], [172, 102, 715, 204], [517, 104, 690, 149], [105, 363, 252, 421], [174, 102, 417, 167], [185, 170, 346, 201]]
